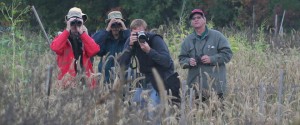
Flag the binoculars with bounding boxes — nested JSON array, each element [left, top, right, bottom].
[[70, 19, 82, 27], [111, 22, 122, 28]]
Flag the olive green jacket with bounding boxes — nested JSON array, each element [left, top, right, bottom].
[[179, 28, 233, 94]]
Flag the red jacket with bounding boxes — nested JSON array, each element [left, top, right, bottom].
[[50, 30, 100, 88]]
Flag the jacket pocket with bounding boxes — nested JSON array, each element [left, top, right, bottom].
[[205, 44, 218, 56]]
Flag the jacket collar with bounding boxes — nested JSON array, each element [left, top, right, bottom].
[[193, 26, 208, 40], [191, 26, 209, 40]]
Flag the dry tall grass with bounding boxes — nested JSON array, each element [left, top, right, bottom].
[[1, 27, 300, 125]]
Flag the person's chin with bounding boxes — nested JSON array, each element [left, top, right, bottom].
[[70, 30, 79, 35], [194, 25, 202, 28]]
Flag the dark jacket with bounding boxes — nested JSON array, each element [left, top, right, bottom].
[[118, 33, 174, 91], [92, 29, 130, 82], [179, 27, 233, 94]]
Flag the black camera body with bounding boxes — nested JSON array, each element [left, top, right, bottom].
[[136, 31, 148, 43], [70, 19, 82, 27], [195, 54, 204, 65], [111, 22, 122, 28]]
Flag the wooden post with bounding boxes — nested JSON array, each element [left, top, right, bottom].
[[44, 65, 53, 124], [180, 80, 187, 125], [31, 6, 51, 45], [274, 14, 278, 37], [279, 10, 286, 37], [189, 88, 194, 110], [277, 69, 284, 124], [259, 82, 265, 123]]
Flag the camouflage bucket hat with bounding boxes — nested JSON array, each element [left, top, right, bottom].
[[105, 11, 125, 23], [65, 7, 88, 22]]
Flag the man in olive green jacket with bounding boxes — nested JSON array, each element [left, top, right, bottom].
[[179, 9, 233, 100]]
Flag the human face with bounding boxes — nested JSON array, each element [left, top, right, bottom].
[[111, 26, 120, 36], [131, 26, 146, 42], [68, 17, 83, 33], [109, 18, 123, 36], [129, 26, 146, 44], [191, 14, 206, 29], [131, 26, 146, 33]]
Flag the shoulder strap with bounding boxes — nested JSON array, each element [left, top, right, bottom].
[[147, 33, 163, 47]]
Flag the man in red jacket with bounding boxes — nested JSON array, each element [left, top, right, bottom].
[[50, 7, 100, 89]]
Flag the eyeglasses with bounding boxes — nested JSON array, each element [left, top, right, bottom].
[[192, 16, 202, 20]]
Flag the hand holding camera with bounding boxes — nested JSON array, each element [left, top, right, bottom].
[[130, 31, 148, 44], [200, 55, 211, 64], [129, 32, 138, 46], [190, 54, 211, 67], [189, 58, 197, 67], [136, 31, 147, 43], [192, 54, 211, 66], [129, 31, 150, 53]]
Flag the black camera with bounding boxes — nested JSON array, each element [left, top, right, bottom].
[[195, 54, 204, 65], [70, 19, 82, 27], [136, 31, 148, 43], [111, 22, 121, 28]]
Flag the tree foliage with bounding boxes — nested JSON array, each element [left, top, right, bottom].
[[1, 0, 300, 34]]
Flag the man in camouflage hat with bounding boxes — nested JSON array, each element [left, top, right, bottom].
[[92, 11, 130, 83]]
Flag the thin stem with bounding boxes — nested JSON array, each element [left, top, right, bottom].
[[12, 24, 16, 90]]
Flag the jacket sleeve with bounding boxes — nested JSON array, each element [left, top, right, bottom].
[[92, 30, 108, 57], [81, 32, 100, 57], [147, 36, 173, 68], [122, 30, 131, 40], [118, 38, 132, 68], [50, 30, 69, 55], [209, 33, 233, 65], [178, 39, 191, 69]]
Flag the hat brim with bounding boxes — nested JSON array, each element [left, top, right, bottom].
[[82, 14, 88, 22], [105, 18, 125, 23], [65, 14, 88, 22], [189, 12, 204, 19]]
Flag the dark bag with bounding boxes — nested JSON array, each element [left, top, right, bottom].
[[164, 72, 181, 102]]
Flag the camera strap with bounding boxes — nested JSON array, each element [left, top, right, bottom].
[[147, 33, 163, 46], [68, 34, 83, 74], [130, 55, 138, 70], [128, 47, 146, 87]]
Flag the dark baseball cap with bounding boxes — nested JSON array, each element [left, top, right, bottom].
[[189, 9, 204, 19]]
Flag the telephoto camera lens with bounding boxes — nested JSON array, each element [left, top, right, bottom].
[[137, 31, 147, 43]]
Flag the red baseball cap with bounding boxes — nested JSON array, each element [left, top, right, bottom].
[[189, 9, 204, 19]]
